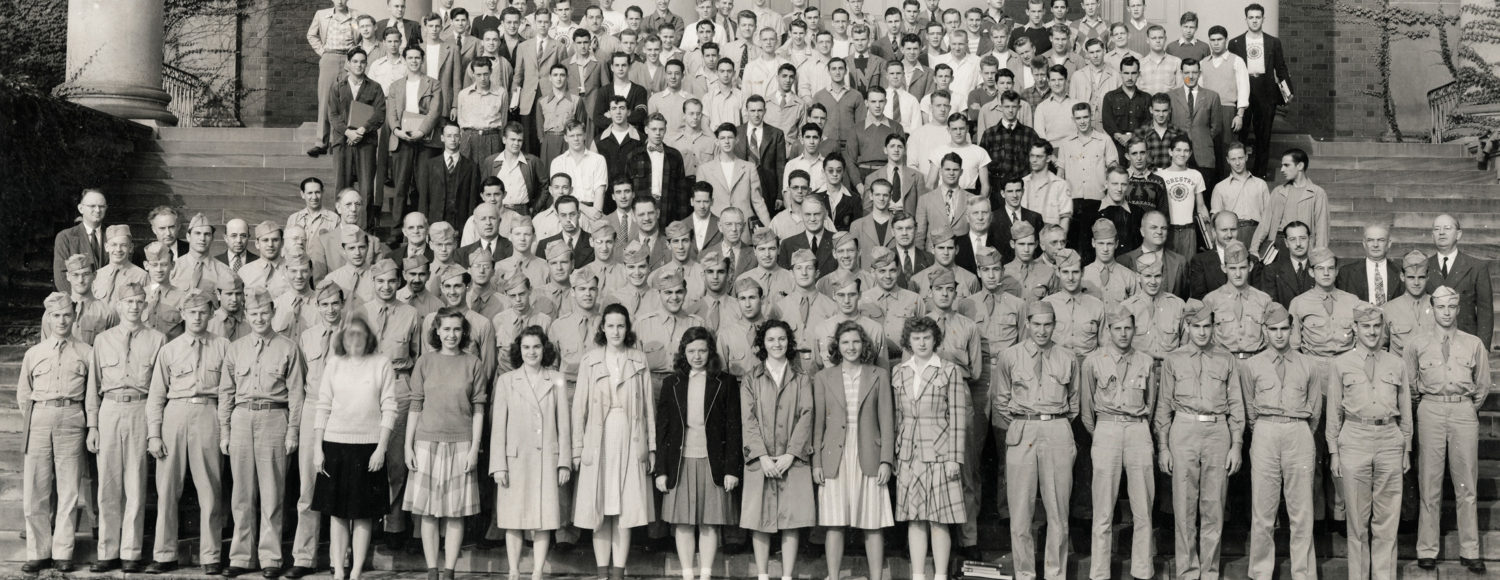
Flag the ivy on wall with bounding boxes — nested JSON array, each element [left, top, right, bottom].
[[1324, 0, 1460, 141]]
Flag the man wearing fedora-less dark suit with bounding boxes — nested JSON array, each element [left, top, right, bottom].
[[1424, 214, 1493, 349], [54, 189, 110, 293], [1228, 3, 1291, 178]]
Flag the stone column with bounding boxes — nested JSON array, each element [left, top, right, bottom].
[[62, 0, 176, 124]]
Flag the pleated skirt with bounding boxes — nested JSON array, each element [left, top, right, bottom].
[[662, 457, 738, 526]]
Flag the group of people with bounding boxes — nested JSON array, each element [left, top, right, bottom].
[[23, 0, 1499, 579]]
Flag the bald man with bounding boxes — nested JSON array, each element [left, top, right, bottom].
[[54, 189, 109, 293], [1424, 214, 1493, 350], [1335, 224, 1401, 306], [217, 219, 256, 273]]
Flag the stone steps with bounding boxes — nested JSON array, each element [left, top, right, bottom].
[[135, 152, 332, 171], [1306, 168, 1497, 186]]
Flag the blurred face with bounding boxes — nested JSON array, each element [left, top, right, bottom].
[[287, 263, 311, 290], [442, 124, 462, 151], [793, 262, 818, 287], [404, 267, 429, 292], [869, 185, 892, 211], [933, 67, 951, 88], [609, 99, 628, 124], [669, 233, 692, 260], [626, 261, 650, 285], [432, 237, 456, 262], [644, 40, 661, 63], [802, 200, 826, 233], [1181, 63, 1200, 88], [875, 262, 899, 289], [1028, 146, 1049, 173], [557, 201, 580, 233], [1042, 231, 1066, 260], [1128, 0, 1144, 19], [704, 260, 728, 292], [824, 161, 845, 188], [1072, 108, 1092, 134], [511, 225, 535, 252], [1002, 182, 1024, 208], [342, 238, 369, 267], [591, 232, 616, 261], [717, 62, 736, 84], [763, 326, 790, 360], [337, 192, 362, 223], [666, 63, 684, 87], [602, 312, 629, 346], [1357, 318, 1384, 349], [1246, 8, 1264, 32], [1026, 3, 1044, 23], [967, 202, 991, 231], [947, 118, 968, 144], [831, 282, 859, 314], [978, 263, 1003, 290], [834, 242, 858, 270], [1214, 215, 1237, 246], [548, 255, 572, 283], [79, 192, 107, 225], [1106, 172, 1128, 203], [902, 40, 921, 63], [1047, 71, 1067, 95], [1148, 29, 1167, 52], [1111, 25, 1128, 48], [829, 60, 847, 83], [106, 238, 131, 265]]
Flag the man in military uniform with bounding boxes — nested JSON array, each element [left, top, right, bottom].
[[1119, 253, 1184, 360], [773, 249, 838, 360], [398, 254, 444, 317], [608, 241, 657, 313], [1155, 299, 1244, 580], [220, 287, 305, 578], [718, 278, 771, 376], [142, 241, 187, 339], [1327, 304, 1410, 580], [1409, 285, 1491, 573], [862, 247, 926, 363], [171, 213, 237, 295], [494, 272, 556, 375], [87, 283, 167, 573], [272, 256, 319, 339], [919, 266, 986, 559], [467, 248, 506, 320], [240, 221, 290, 299], [580, 222, 626, 296], [146, 289, 229, 575], [911, 227, 979, 298], [637, 267, 706, 387], [326, 224, 380, 305], [1201, 240, 1272, 357], [1004, 221, 1056, 302], [687, 249, 734, 331], [1080, 219, 1138, 303], [537, 242, 577, 318], [1383, 249, 1435, 357], [1289, 246, 1359, 524], [993, 300, 1077, 580], [427, 222, 467, 295], [1079, 303, 1157, 580], [54, 254, 118, 345], [425, 267, 498, 379], [737, 226, 797, 302], [364, 258, 425, 547], [287, 281, 347, 579], [94, 225, 147, 305], [1243, 302, 1320, 580], [811, 270, 889, 370], [1043, 249, 1105, 357], [551, 269, 604, 384], [209, 275, 249, 341], [19, 293, 93, 573]]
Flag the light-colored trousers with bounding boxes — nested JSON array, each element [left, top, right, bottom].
[[313, 52, 344, 147], [96, 398, 150, 561], [1169, 416, 1231, 580], [24, 404, 86, 561], [152, 400, 224, 565], [291, 400, 321, 568], [1247, 419, 1317, 580], [1339, 421, 1404, 580], [1005, 418, 1075, 580], [1089, 418, 1155, 580], [228, 407, 291, 568], [384, 375, 411, 533], [1416, 399, 1480, 559]]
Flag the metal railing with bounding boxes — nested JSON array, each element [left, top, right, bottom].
[[162, 64, 205, 127], [1427, 80, 1460, 143]]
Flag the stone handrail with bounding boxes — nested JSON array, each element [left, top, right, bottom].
[[1427, 80, 1460, 143], [162, 64, 205, 128]]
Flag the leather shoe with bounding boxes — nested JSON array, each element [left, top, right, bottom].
[[92, 559, 121, 573], [203, 562, 224, 575], [144, 560, 178, 574], [21, 559, 51, 573], [55, 560, 74, 573], [306, 145, 327, 158], [1463, 558, 1487, 573], [262, 565, 283, 578], [224, 565, 254, 577], [123, 560, 146, 573], [1417, 558, 1438, 570], [283, 566, 313, 579]]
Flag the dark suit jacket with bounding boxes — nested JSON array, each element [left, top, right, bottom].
[[893, 246, 935, 290], [1167, 86, 1221, 168], [954, 228, 1007, 273], [480, 151, 552, 215], [1186, 249, 1263, 300], [54, 224, 103, 292], [415, 153, 484, 226], [777, 230, 838, 277], [624, 146, 690, 222], [596, 128, 645, 185], [392, 242, 436, 264], [862, 164, 923, 217], [214, 250, 258, 271], [694, 215, 722, 251], [1228, 32, 1292, 106], [1335, 258, 1403, 305], [132, 239, 191, 268], [1118, 247, 1188, 299], [814, 190, 863, 233], [538, 230, 595, 269], [994, 206, 1044, 265], [733, 123, 786, 216], [381, 17, 423, 50], [514, 36, 567, 114], [593, 82, 651, 132], [1426, 251, 1494, 348], [654, 371, 743, 489], [456, 237, 515, 265], [1255, 253, 1314, 308], [328, 76, 386, 148]]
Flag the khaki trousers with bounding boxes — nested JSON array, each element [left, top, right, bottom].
[[1338, 421, 1403, 580], [1247, 419, 1317, 580], [1089, 419, 1154, 580], [1303, 354, 1344, 522], [228, 407, 291, 568], [291, 400, 321, 568], [152, 400, 224, 565], [24, 404, 86, 561], [383, 375, 412, 533], [313, 52, 344, 147], [1416, 399, 1480, 559], [959, 397, 989, 547], [97, 399, 150, 561], [1169, 416, 1230, 580], [1005, 418, 1075, 580]]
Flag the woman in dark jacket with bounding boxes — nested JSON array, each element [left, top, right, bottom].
[[654, 326, 744, 580]]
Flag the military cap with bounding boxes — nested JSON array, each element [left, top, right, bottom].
[[833, 231, 857, 250], [790, 248, 817, 266], [216, 274, 245, 292], [106, 224, 133, 242], [1135, 252, 1163, 275], [545, 241, 573, 261], [1105, 303, 1134, 327], [1091, 218, 1117, 240], [751, 226, 778, 246], [283, 252, 312, 269], [255, 221, 282, 238], [869, 246, 897, 268], [508, 216, 534, 237], [1402, 250, 1428, 275], [569, 269, 600, 288], [929, 267, 957, 288], [440, 267, 473, 284], [371, 258, 400, 278], [313, 279, 344, 302], [824, 270, 860, 292], [188, 213, 213, 233], [65, 254, 94, 274], [470, 246, 494, 265], [1183, 299, 1212, 324], [698, 249, 724, 266], [664, 219, 692, 240], [1432, 285, 1460, 303], [180, 289, 213, 311], [338, 224, 364, 247], [975, 247, 1003, 268], [143, 241, 173, 263], [43, 292, 74, 314], [1263, 302, 1291, 326], [652, 267, 687, 291], [1353, 303, 1384, 324], [1055, 248, 1081, 269], [623, 240, 649, 264], [733, 277, 764, 296], [1026, 299, 1055, 320], [1010, 220, 1035, 241], [116, 282, 146, 301], [244, 287, 274, 311], [928, 226, 954, 244], [500, 272, 529, 292], [403, 254, 430, 272], [1222, 240, 1250, 266], [428, 221, 456, 242], [591, 221, 618, 239], [1308, 247, 1336, 267]]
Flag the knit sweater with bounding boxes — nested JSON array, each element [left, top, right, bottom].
[[316, 353, 399, 444]]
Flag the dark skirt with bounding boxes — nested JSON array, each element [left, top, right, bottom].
[[313, 441, 390, 520], [661, 457, 738, 527]]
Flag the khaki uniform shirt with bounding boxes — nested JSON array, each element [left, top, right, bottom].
[[1005, 258, 1057, 302], [1404, 329, 1491, 410], [1327, 346, 1412, 453], [635, 309, 704, 375], [863, 285, 927, 358], [1080, 347, 1157, 432], [219, 333, 306, 436], [20, 338, 94, 425], [299, 324, 337, 405], [272, 288, 318, 339], [209, 309, 247, 342], [992, 340, 1080, 429], [1242, 348, 1323, 426], [88, 325, 168, 419], [1202, 284, 1273, 353], [1121, 291, 1185, 359], [365, 299, 423, 373], [1081, 261, 1138, 304], [1155, 345, 1246, 451], [147, 333, 231, 439], [1288, 288, 1359, 356], [1044, 290, 1106, 355], [548, 309, 600, 382], [1383, 293, 1436, 356]]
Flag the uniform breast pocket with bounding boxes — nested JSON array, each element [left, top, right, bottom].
[[29, 360, 54, 379]]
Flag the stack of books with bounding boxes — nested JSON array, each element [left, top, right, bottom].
[[959, 561, 1011, 580]]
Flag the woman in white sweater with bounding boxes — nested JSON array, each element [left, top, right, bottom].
[[312, 311, 399, 580]]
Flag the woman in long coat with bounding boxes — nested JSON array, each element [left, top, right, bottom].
[[813, 321, 896, 580], [492, 325, 573, 580], [572, 303, 656, 580], [740, 319, 817, 580], [655, 326, 744, 580], [890, 316, 969, 580]]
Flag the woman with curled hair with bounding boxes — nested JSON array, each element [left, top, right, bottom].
[[891, 315, 969, 580], [813, 321, 896, 580], [572, 303, 656, 580], [654, 326, 743, 580], [491, 324, 572, 580], [740, 319, 816, 580], [402, 307, 488, 580], [311, 311, 399, 580]]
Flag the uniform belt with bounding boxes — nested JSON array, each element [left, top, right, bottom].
[[103, 391, 147, 403], [577, 200, 595, 206], [34, 398, 81, 407], [1016, 413, 1064, 421], [1344, 415, 1395, 426], [238, 401, 289, 410], [1098, 413, 1147, 422], [1298, 348, 1343, 358], [172, 396, 218, 405], [1421, 394, 1471, 403], [462, 127, 502, 135], [1179, 413, 1225, 422], [1258, 415, 1305, 423], [1232, 349, 1263, 359]]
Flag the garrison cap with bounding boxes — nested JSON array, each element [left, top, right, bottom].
[[1183, 299, 1212, 324], [652, 266, 686, 291], [929, 267, 957, 288], [106, 224, 133, 242], [975, 247, 1003, 268], [545, 241, 573, 261], [751, 226, 778, 246], [181, 289, 213, 311], [569, 268, 599, 288], [500, 271, 529, 292], [824, 270, 860, 292], [43, 293, 74, 314], [1263, 302, 1291, 326], [869, 246, 897, 268], [371, 258, 400, 278], [1135, 252, 1163, 275], [928, 226, 954, 245], [116, 282, 146, 301], [664, 219, 692, 240], [591, 221, 618, 239], [313, 279, 344, 302], [1308, 247, 1336, 267], [1222, 240, 1250, 266], [339, 224, 365, 247], [143, 242, 173, 263], [622, 240, 649, 264], [428, 221, 457, 243], [188, 213, 213, 233], [470, 246, 494, 265], [1353, 303, 1384, 324], [403, 254, 430, 272], [216, 274, 245, 293], [65, 254, 94, 274], [1105, 303, 1134, 327], [733, 277, 764, 296], [1402, 250, 1428, 275], [698, 249, 724, 266], [1091, 218, 1116, 240], [243, 287, 274, 311], [1010, 220, 1035, 241], [1055, 248, 1081, 269], [255, 221, 282, 238], [1026, 299, 1055, 319], [790, 248, 816, 266], [1432, 285, 1460, 303], [833, 231, 857, 250]]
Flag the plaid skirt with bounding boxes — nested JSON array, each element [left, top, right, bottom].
[[895, 458, 965, 524], [402, 440, 482, 518], [662, 457, 738, 526]]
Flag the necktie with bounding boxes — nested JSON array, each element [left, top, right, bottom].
[[891, 167, 902, 201], [1442, 333, 1451, 362], [447, 155, 456, 171], [1295, 261, 1304, 278], [90, 229, 103, 266], [810, 234, 819, 255], [1363, 351, 1377, 385], [903, 250, 914, 276], [191, 258, 205, 290], [723, 245, 734, 271], [231, 253, 243, 272], [1323, 293, 1334, 315], [375, 304, 389, 338], [622, 212, 632, 236], [799, 294, 811, 327], [739, 43, 749, 77], [1100, 264, 1111, 287], [1372, 265, 1385, 305], [104, 268, 120, 302], [1275, 353, 1286, 384], [945, 189, 956, 220], [751, 127, 760, 155], [1187, 88, 1195, 115], [539, 38, 545, 56], [1033, 346, 1045, 384], [1442, 256, 1450, 278], [890, 90, 900, 121]]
